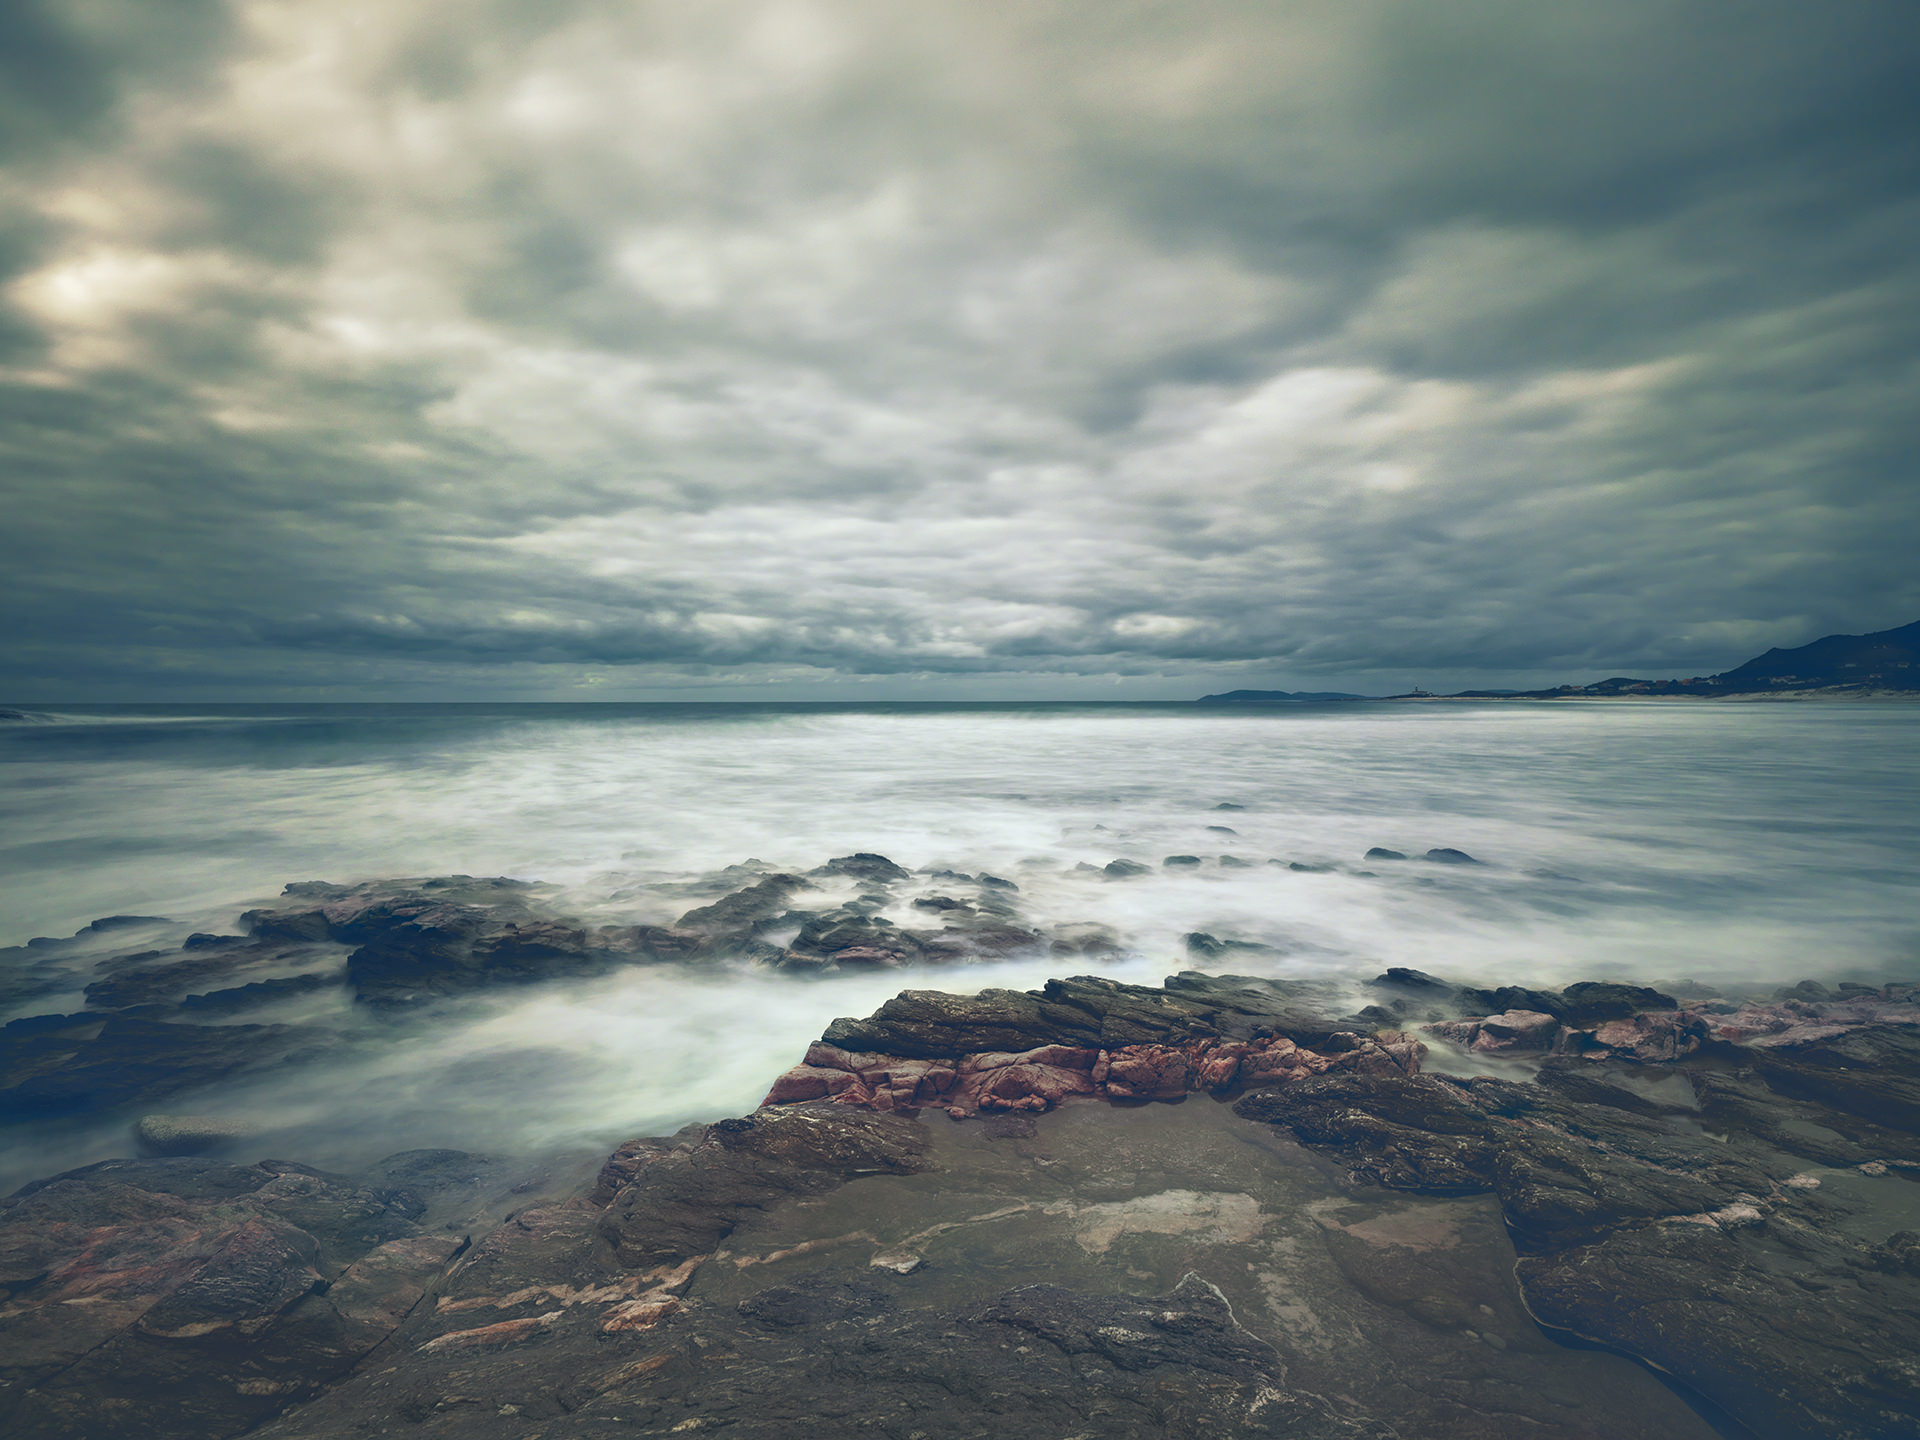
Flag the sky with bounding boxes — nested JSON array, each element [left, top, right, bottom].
[[2, 0, 1917, 700]]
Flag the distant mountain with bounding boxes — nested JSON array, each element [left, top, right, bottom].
[[1713, 619, 1920, 689], [1450, 619, 1920, 699], [1196, 688, 1371, 704]]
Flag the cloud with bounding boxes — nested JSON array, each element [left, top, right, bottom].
[[2, 0, 1918, 697]]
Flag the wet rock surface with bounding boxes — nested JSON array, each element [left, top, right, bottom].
[[0, 1149, 556, 1440], [4, 948, 1919, 1437], [243, 1098, 1722, 1440], [1232, 1029, 1920, 1438]]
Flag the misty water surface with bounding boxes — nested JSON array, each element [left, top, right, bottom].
[[2, 700, 1916, 1186]]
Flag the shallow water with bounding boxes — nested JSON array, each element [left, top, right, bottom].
[[2, 700, 1916, 1183]]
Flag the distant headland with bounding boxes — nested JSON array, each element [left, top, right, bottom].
[[1200, 618, 1920, 703]]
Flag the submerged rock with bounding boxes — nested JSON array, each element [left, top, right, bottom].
[[134, 1113, 257, 1155], [0, 1016, 304, 1120]]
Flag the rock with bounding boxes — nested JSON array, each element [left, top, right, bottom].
[[597, 1104, 930, 1268], [821, 974, 1362, 1063], [1226, 1021, 1920, 1439], [1236, 1074, 1498, 1193], [1163, 854, 1203, 867], [824, 986, 1101, 1057], [761, 1065, 865, 1104], [981, 1272, 1278, 1381], [1457, 983, 1571, 1019], [792, 977, 1389, 1122], [1103, 858, 1150, 878], [674, 874, 811, 931], [1774, 978, 1832, 1002], [10, 968, 1910, 1440], [0, 1153, 480, 1440], [1212, 801, 1246, 810], [1429, 1009, 1560, 1054], [1424, 847, 1479, 864], [1580, 1010, 1708, 1062], [178, 972, 338, 1013], [1364, 847, 1407, 861], [1206, 824, 1238, 834], [183, 932, 243, 949], [976, 1059, 1096, 1111], [0, 1016, 302, 1120], [811, 853, 912, 883], [1736, 1026, 1920, 1131], [1516, 1221, 1920, 1440], [1097, 1044, 1189, 1100], [1556, 981, 1679, 1024], [1286, 860, 1334, 872], [227, 875, 767, 1005], [134, 1114, 257, 1155], [83, 941, 322, 1010]]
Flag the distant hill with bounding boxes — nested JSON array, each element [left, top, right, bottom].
[[1713, 619, 1920, 688], [1196, 688, 1372, 704], [1451, 619, 1920, 699]]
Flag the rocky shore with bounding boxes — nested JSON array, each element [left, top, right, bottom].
[[3, 849, 1489, 1122], [4, 960, 1918, 1439]]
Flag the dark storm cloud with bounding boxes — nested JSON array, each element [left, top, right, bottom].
[[2, 0, 1918, 698]]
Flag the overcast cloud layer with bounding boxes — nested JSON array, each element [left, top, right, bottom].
[[3, 0, 1917, 698]]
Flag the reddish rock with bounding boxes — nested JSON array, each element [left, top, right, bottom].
[[1427, 1010, 1559, 1055], [1197, 1053, 1242, 1090], [1476, 1010, 1559, 1052], [761, 990, 1432, 1121], [849, 1059, 959, 1111], [763, 1065, 864, 1105], [1586, 1011, 1708, 1062], [962, 1044, 1100, 1074], [1686, 992, 1920, 1049], [977, 1062, 1096, 1110], [1375, 1034, 1427, 1075], [920, 1068, 960, 1102], [1240, 1038, 1305, 1084], [1100, 1045, 1189, 1100], [803, 1041, 864, 1071]]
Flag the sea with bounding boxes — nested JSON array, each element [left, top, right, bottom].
[[3, 699, 1917, 1188]]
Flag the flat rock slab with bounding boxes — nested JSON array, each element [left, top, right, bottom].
[[255, 1101, 1716, 1440], [0, 1149, 568, 1440]]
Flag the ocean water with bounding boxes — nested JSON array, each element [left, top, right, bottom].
[[2, 700, 1917, 1184]]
